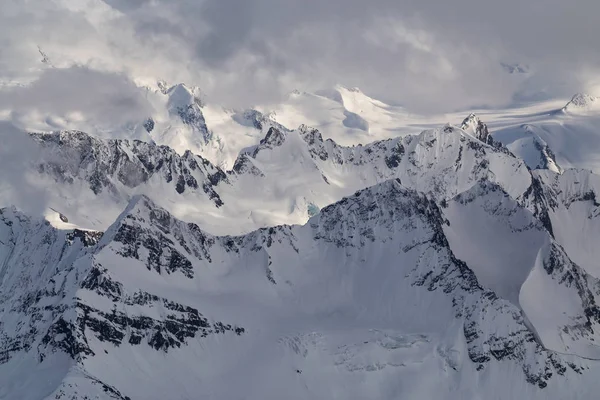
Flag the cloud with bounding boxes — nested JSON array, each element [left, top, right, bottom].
[[1, 0, 599, 113], [0, 66, 152, 215], [0, 66, 154, 130], [0, 122, 50, 215]]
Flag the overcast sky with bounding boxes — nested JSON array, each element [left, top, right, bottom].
[[2, 0, 600, 113]]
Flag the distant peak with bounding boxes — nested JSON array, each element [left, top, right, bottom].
[[297, 124, 319, 135], [157, 79, 169, 94], [162, 82, 204, 101], [165, 83, 205, 114], [460, 113, 491, 144], [460, 113, 480, 128], [562, 93, 600, 115], [99, 194, 157, 246], [564, 93, 599, 110], [501, 62, 529, 74], [315, 178, 441, 234], [37, 46, 51, 65], [166, 83, 195, 96], [460, 113, 483, 135]]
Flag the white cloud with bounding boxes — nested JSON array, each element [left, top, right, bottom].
[[0, 0, 599, 113], [0, 122, 50, 215], [0, 66, 154, 130]]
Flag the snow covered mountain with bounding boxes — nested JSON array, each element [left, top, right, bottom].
[[258, 85, 421, 146], [146, 82, 286, 170], [4, 176, 600, 399], [491, 94, 600, 174], [5, 0, 600, 395], [6, 74, 600, 399], [11, 117, 532, 236]]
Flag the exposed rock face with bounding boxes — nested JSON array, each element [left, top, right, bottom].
[[231, 109, 284, 132], [165, 83, 211, 143], [143, 118, 155, 133], [32, 130, 228, 207], [460, 113, 505, 148], [0, 197, 246, 399], [501, 62, 529, 74]]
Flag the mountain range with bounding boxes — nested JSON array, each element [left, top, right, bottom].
[[3, 81, 600, 399]]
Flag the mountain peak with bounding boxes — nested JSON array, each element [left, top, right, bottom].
[[157, 79, 169, 94], [125, 193, 155, 213], [501, 62, 529, 74], [287, 89, 303, 98], [334, 84, 362, 93], [563, 93, 600, 113], [460, 113, 481, 130], [102, 194, 156, 234], [259, 126, 286, 147], [165, 83, 204, 109], [100, 193, 181, 249], [460, 113, 491, 144]]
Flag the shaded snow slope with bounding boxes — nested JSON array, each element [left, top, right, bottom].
[[531, 169, 600, 279], [443, 181, 548, 306], [491, 94, 600, 174], [443, 180, 600, 359]]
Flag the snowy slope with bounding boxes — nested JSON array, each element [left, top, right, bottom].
[[443, 180, 600, 359], [259, 85, 425, 146], [4, 181, 600, 399], [528, 169, 600, 279], [492, 94, 600, 174]]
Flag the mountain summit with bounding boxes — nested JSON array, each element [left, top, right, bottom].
[[563, 93, 600, 113]]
